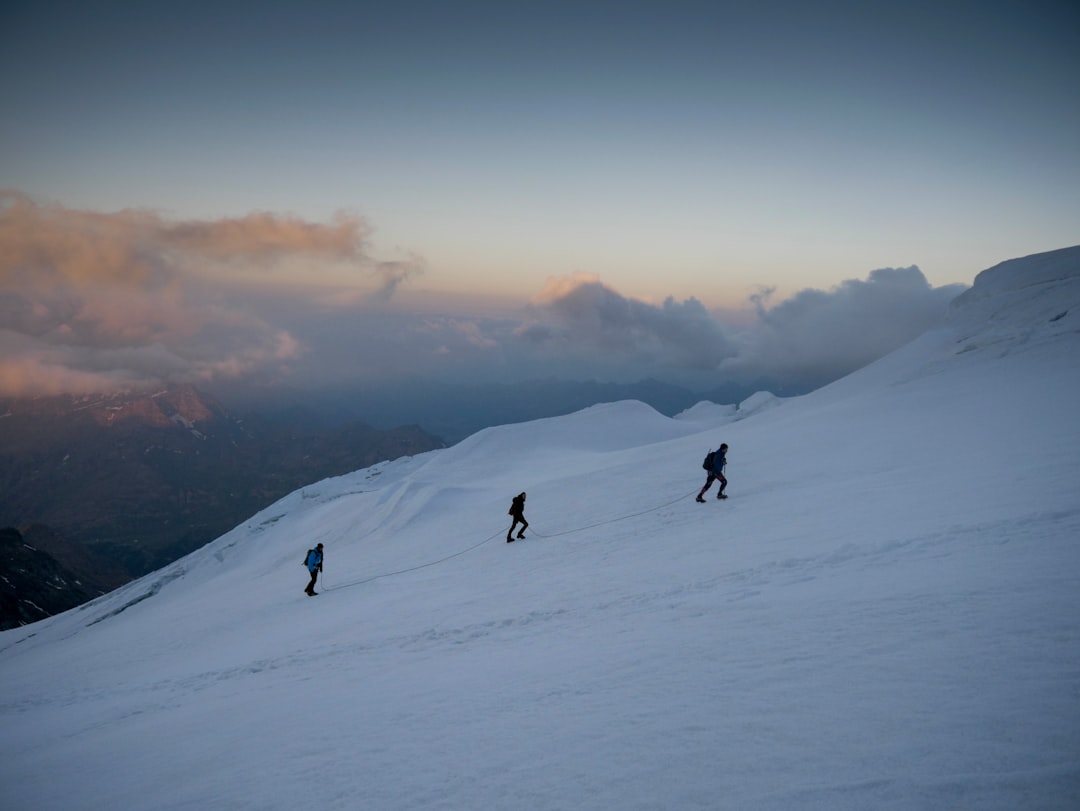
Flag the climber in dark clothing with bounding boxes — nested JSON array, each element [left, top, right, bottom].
[[696, 443, 728, 502], [507, 492, 528, 542]]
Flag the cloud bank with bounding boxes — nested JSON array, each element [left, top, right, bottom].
[[1, 192, 969, 400], [725, 266, 968, 387], [516, 273, 736, 371], [0, 192, 417, 395]]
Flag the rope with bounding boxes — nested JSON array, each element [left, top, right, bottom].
[[527, 488, 699, 539], [322, 483, 702, 593], [324, 529, 505, 591]]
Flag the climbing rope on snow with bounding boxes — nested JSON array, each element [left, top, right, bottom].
[[323, 529, 505, 591], [527, 487, 700, 539], [322, 483, 702, 593]]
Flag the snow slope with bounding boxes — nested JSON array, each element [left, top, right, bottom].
[[2, 246, 1079, 810]]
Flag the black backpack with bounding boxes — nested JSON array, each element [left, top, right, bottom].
[[702, 450, 715, 470], [302, 549, 313, 566]]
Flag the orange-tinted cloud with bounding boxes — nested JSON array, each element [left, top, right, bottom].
[[0, 192, 972, 401], [162, 210, 369, 263], [0, 192, 408, 396]]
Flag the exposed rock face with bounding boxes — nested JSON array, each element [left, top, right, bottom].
[[0, 527, 102, 630]]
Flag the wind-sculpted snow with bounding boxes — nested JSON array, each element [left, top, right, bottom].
[[1, 247, 1079, 811], [947, 245, 1080, 359], [955, 244, 1080, 299], [83, 568, 186, 626], [673, 399, 738, 423]]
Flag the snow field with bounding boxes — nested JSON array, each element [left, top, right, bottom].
[[2, 248, 1079, 810]]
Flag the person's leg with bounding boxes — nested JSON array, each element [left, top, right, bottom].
[[306, 569, 318, 594], [507, 518, 519, 542], [697, 474, 715, 501], [717, 473, 727, 498], [517, 518, 528, 538]]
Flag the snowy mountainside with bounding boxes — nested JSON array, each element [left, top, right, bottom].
[[948, 243, 1080, 355], [1, 247, 1079, 811]]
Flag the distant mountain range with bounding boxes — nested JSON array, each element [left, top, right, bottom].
[[0, 384, 444, 627], [213, 376, 786, 444]]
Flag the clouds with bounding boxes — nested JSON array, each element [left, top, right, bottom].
[[517, 273, 736, 371], [0, 193, 399, 395], [490, 268, 965, 390], [355, 267, 967, 392], [1, 192, 971, 402], [371, 256, 427, 302], [162, 211, 368, 263], [726, 266, 969, 387]]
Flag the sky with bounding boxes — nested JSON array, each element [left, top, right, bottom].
[[1, 0, 1077, 399], [1, 247, 1078, 810]]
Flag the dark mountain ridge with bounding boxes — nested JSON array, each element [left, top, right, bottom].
[[0, 526, 120, 630], [0, 384, 445, 626]]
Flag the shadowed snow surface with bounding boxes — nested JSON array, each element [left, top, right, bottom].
[[2, 246, 1079, 810]]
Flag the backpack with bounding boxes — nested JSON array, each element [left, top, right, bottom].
[[302, 549, 313, 566], [702, 450, 715, 471]]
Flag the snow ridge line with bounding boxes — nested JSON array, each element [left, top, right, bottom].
[[84, 569, 186, 627]]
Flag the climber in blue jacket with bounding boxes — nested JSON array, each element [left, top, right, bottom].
[[304, 543, 324, 596]]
